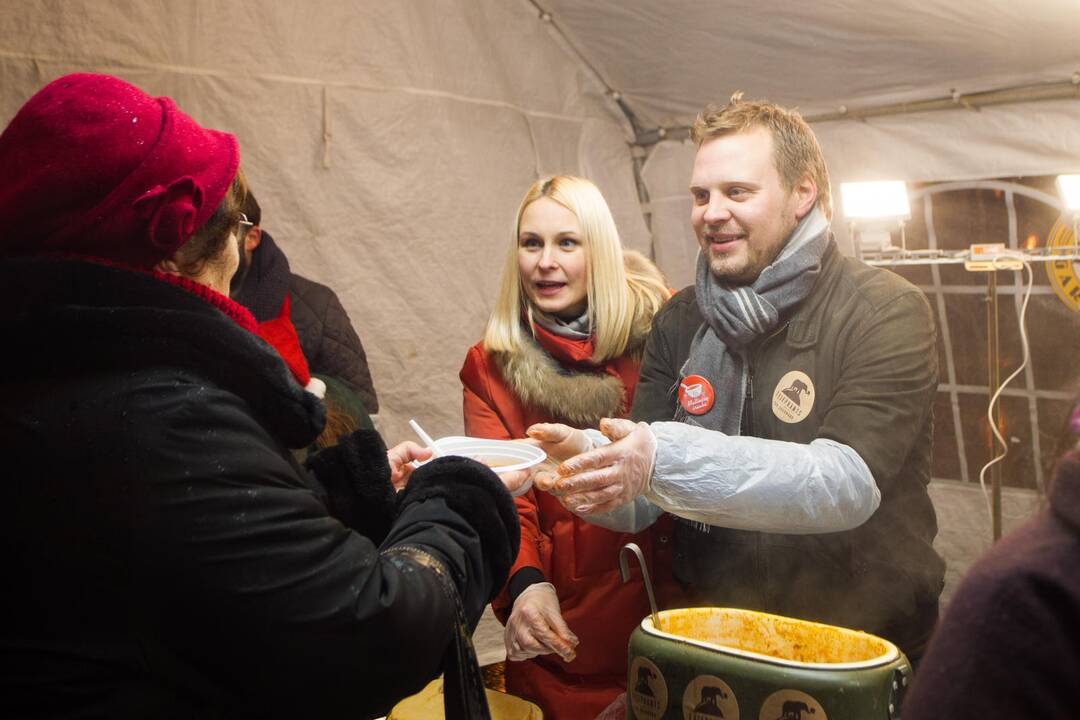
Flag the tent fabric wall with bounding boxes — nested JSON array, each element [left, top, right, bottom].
[[0, 0, 649, 443]]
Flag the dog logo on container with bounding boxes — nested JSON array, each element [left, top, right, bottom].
[[629, 656, 668, 720], [758, 689, 826, 720], [683, 675, 739, 719], [771, 370, 815, 424]]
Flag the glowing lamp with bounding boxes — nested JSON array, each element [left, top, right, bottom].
[[841, 181, 910, 257], [1056, 174, 1080, 212], [840, 181, 911, 221]]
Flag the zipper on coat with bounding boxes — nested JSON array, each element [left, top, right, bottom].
[[743, 321, 789, 438], [741, 360, 755, 437]]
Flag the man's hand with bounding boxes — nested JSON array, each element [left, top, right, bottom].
[[524, 423, 593, 491], [548, 418, 657, 515], [504, 582, 579, 663], [387, 441, 433, 491]]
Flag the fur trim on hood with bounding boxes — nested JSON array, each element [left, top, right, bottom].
[[494, 321, 650, 427]]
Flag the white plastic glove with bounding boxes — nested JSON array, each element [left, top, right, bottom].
[[523, 423, 594, 492], [504, 582, 579, 663], [549, 418, 657, 515]]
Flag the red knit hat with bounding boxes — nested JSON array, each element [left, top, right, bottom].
[[0, 73, 239, 268]]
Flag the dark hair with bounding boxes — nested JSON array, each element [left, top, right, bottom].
[[173, 167, 248, 276], [241, 188, 262, 227], [314, 399, 360, 450]]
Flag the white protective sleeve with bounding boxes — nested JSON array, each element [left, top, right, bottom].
[[640, 421, 881, 534]]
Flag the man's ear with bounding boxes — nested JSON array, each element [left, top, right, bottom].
[[154, 257, 181, 276], [244, 226, 263, 252], [792, 173, 818, 220]]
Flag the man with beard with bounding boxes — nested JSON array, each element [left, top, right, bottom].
[[230, 191, 379, 414], [533, 93, 945, 664]]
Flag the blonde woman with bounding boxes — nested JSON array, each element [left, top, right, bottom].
[[460, 175, 676, 719]]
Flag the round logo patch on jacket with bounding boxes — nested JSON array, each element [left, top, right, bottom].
[[772, 370, 814, 423], [679, 375, 715, 415]]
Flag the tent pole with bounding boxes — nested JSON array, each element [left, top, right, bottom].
[[986, 272, 1003, 542]]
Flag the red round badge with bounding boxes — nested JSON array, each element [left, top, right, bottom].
[[678, 374, 715, 415]]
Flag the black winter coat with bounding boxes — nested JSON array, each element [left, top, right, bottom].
[[632, 242, 943, 657], [289, 272, 379, 414], [0, 257, 518, 719], [231, 230, 379, 413]]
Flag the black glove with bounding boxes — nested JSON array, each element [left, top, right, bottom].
[[304, 429, 397, 543]]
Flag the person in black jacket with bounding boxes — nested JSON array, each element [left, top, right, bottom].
[[230, 190, 380, 414], [0, 73, 518, 719]]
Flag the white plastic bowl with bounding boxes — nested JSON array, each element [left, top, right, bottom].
[[430, 436, 547, 474], [414, 436, 548, 497]]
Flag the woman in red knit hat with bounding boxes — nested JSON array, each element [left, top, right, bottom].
[[0, 74, 519, 718]]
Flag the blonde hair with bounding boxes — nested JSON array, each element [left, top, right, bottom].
[[483, 175, 668, 363], [691, 92, 832, 220]]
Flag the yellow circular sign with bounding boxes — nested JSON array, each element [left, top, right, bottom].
[[683, 674, 739, 719], [758, 689, 827, 720], [1046, 219, 1080, 313], [629, 656, 668, 720]]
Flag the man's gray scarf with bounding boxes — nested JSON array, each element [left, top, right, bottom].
[[674, 207, 830, 433]]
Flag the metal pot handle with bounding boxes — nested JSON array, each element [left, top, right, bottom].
[[619, 542, 661, 629]]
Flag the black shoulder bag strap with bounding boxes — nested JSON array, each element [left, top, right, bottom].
[[386, 546, 492, 720]]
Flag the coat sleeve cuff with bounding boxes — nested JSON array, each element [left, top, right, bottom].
[[507, 566, 546, 605]]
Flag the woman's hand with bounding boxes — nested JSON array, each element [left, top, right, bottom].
[[498, 468, 535, 497], [526, 423, 593, 461], [504, 582, 579, 662], [386, 441, 433, 491], [525, 423, 594, 492]]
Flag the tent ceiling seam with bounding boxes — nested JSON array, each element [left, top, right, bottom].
[[630, 75, 1080, 148], [522, 0, 648, 138], [0, 49, 593, 125], [521, 0, 659, 244]]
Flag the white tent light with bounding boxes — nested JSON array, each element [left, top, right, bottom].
[[841, 181, 911, 221], [1056, 175, 1080, 211]]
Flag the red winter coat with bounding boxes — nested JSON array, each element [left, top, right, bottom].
[[460, 322, 678, 720]]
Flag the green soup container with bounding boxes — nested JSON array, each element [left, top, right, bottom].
[[625, 607, 911, 720]]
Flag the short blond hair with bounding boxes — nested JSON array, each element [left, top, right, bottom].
[[483, 175, 668, 363], [691, 92, 832, 220]]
